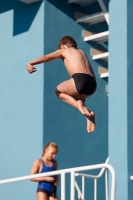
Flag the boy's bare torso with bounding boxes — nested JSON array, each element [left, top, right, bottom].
[[61, 47, 95, 78], [26, 45, 96, 134]]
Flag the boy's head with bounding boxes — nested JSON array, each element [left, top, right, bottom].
[[58, 36, 77, 49]]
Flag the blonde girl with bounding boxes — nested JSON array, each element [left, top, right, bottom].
[[30, 142, 59, 200]]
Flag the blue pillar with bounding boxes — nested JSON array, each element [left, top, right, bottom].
[[127, 0, 133, 198], [109, 0, 133, 199]]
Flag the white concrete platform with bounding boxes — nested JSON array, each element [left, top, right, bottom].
[[76, 12, 105, 25], [83, 30, 109, 42]]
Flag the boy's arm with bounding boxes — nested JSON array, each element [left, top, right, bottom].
[[27, 50, 63, 74]]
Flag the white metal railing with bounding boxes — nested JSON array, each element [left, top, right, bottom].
[[75, 158, 109, 200], [0, 162, 115, 200]]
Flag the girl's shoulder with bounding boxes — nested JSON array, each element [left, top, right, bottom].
[[33, 158, 43, 166], [30, 158, 43, 174]]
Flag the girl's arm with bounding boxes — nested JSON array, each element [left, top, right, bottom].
[[30, 159, 55, 182], [26, 50, 64, 74]]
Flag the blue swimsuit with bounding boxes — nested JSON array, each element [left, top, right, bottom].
[[37, 159, 56, 196]]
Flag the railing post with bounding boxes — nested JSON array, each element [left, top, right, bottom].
[[78, 188, 80, 199], [75, 180, 84, 199], [61, 173, 65, 200], [82, 176, 85, 200], [106, 164, 116, 200], [78, 184, 80, 199], [105, 170, 108, 200], [94, 179, 97, 200], [71, 171, 75, 200]]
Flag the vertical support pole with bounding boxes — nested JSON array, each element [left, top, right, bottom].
[[82, 176, 85, 200], [105, 170, 108, 200], [78, 192, 80, 199], [110, 167, 116, 200], [61, 173, 65, 200], [94, 179, 97, 200], [71, 171, 75, 200], [78, 187, 80, 200], [75, 180, 83, 199]]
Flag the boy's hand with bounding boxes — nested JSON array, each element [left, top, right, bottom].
[[26, 63, 37, 74]]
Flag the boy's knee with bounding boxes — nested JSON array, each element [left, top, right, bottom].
[[55, 88, 61, 98]]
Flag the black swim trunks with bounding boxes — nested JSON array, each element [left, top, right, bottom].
[[72, 73, 97, 96]]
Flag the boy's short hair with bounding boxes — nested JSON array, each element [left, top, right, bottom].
[[58, 36, 77, 49]]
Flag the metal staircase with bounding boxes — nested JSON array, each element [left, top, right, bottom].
[[69, 0, 109, 81]]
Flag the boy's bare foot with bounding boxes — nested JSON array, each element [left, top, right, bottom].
[[77, 100, 91, 116], [76, 100, 96, 133], [85, 112, 96, 133]]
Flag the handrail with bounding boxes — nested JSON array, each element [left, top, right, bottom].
[[75, 158, 110, 200], [0, 163, 115, 200], [75, 157, 109, 179]]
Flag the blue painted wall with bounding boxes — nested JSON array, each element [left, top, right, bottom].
[[0, 0, 108, 199], [0, 1, 44, 199], [109, 0, 133, 199], [43, 0, 108, 199]]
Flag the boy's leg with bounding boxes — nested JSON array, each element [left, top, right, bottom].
[[55, 78, 89, 115], [78, 99, 96, 133], [55, 78, 96, 133]]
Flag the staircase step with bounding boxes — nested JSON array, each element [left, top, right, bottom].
[[100, 72, 109, 78], [90, 49, 108, 60], [76, 12, 105, 25], [98, 66, 109, 78], [68, 0, 97, 6], [92, 52, 108, 60], [82, 30, 109, 42]]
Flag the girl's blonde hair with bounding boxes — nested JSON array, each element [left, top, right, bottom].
[[42, 142, 59, 156]]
